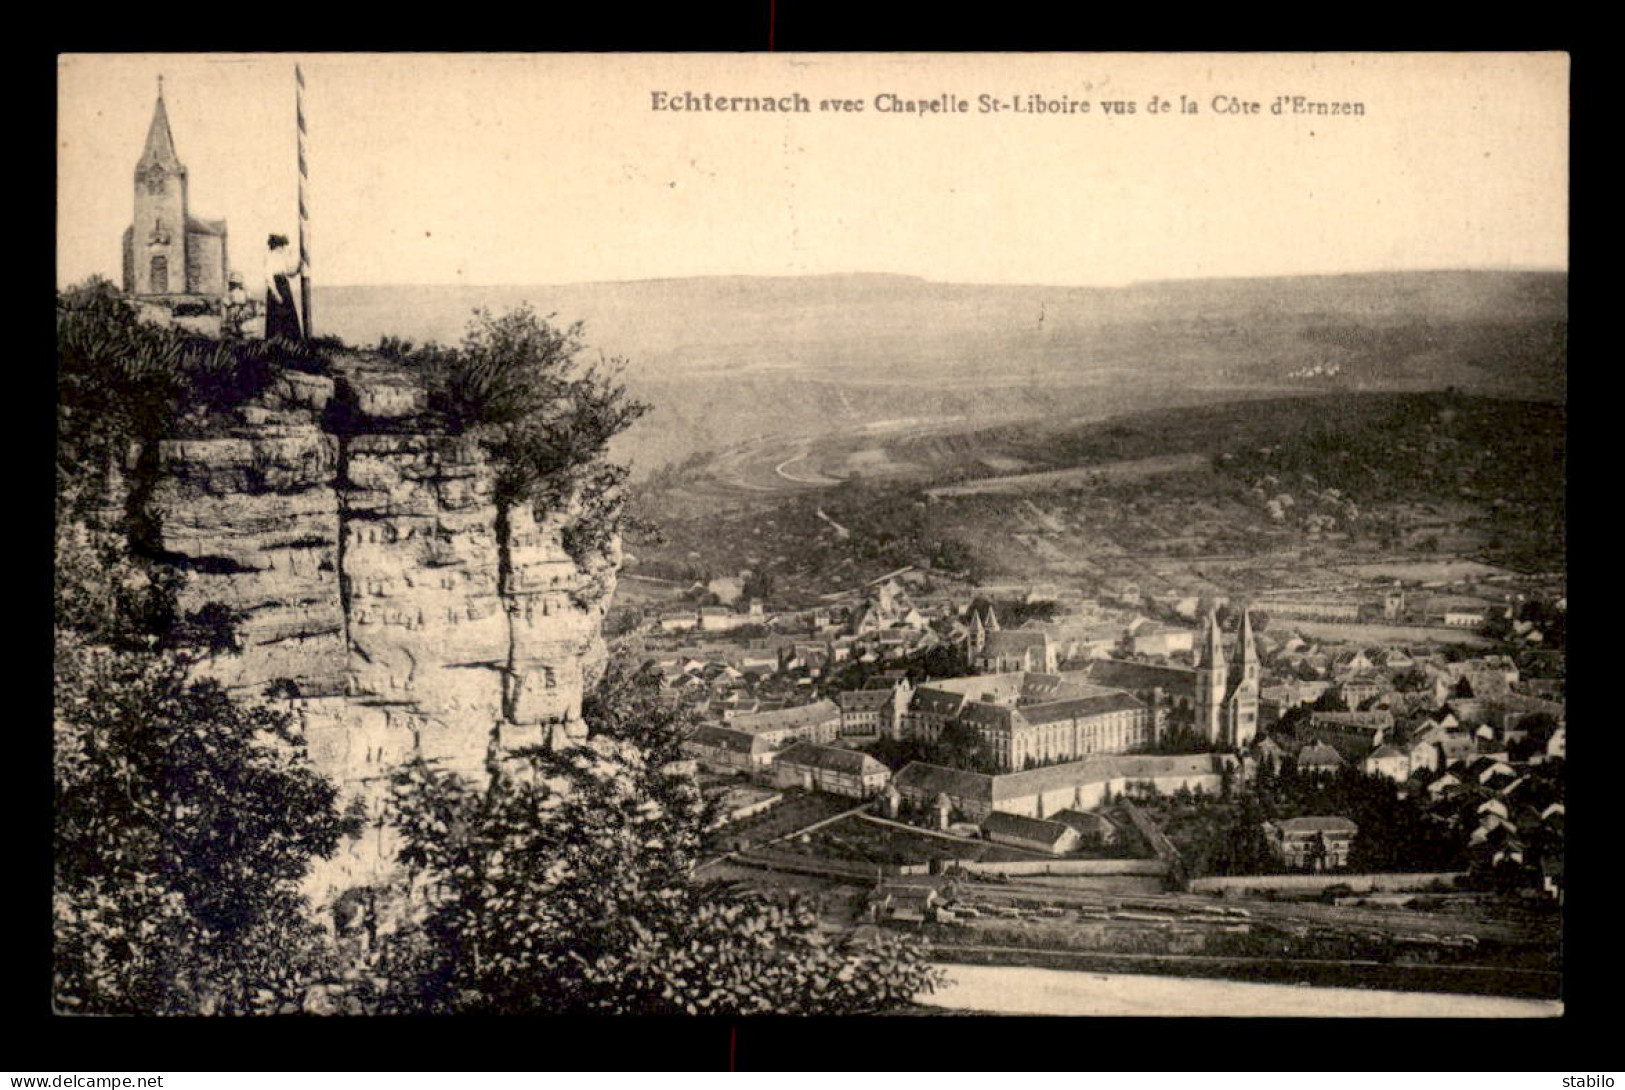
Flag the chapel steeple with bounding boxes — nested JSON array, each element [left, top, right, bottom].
[[136, 77, 186, 179], [122, 76, 228, 299]]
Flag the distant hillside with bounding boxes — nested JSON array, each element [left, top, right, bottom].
[[630, 391, 1566, 602], [317, 270, 1566, 475]]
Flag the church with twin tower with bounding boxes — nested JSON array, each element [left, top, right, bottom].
[[1195, 608, 1261, 750], [121, 79, 229, 298]]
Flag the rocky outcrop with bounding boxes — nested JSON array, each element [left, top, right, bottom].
[[126, 355, 616, 901]]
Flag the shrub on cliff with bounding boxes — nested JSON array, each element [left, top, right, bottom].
[[372, 664, 943, 1015], [417, 306, 648, 567]]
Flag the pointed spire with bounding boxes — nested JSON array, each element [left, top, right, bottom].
[[984, 603, 1001, 631], [138, 79, 183, 174], [1239, 608, 1259, 662], [1199, 608, 1227, 670]]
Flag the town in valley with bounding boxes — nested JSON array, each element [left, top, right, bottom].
[[609, 387, 1565, 1001]]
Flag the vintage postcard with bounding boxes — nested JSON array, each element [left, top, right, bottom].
[[54, 52, 1566, 1022]]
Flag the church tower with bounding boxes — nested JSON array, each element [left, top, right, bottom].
[[122, 78, 228, 298], [1228, 609, 1262, 747], [1194, 609, 1229, 745]]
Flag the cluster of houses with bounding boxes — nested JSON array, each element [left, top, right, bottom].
[[1243, 584, 1564, 636], [1245, 644, 1564, 893], [633, 574, 1157, 721], [1254, 643, 1565, 786], [656, 576, 1561, 883]]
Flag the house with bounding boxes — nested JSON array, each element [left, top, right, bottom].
[[1297, 742, 1344, 775], [1466, 756, 1517, 789], [894, 762, 996, 822], [1131, 626, 1196, 657], [976, 630, 1056, 674], [895, 752, 1234, 823], [731, 700, 842, 747], [1305, 728, 1381, 766], [1544, 725, 1566, 762], [1264, 816, 1358, 871], [1335, 674, 1385, 710], [1412, 718, 1476, 768], [1470, 812, 1517, 846], [770, 742, 891, 798], [1364, 743, 1410, 782], [699, 606, 750, 632], [1050, 808, 1120, 846], [683, 724, 777, 774], [981, 811, 1084, 855], [1254, 735, 1288, 770], [837, 687, 894, 736], [1425, 769, 1464, 799], [872, 885, 940, 924], [1309, 710, 1393, 739]]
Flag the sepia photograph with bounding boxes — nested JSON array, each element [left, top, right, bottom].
[[52, 51, 1566, 1028]]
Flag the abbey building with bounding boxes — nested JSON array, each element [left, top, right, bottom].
[[1195, 609, 1262, 749]]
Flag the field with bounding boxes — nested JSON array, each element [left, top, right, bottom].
[[704, 790, 858, 851], [782, 815, 1059, 867]]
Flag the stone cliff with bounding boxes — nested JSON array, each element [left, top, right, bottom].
[[122, 352, 617, 901]]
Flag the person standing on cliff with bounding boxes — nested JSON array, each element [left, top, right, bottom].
[[221, 271, 250, 339], [263, 233, 306, 340]]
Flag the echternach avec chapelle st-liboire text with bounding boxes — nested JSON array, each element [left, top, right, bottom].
[[649, 91, 1366, 116]]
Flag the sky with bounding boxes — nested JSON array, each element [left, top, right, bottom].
[[57, 52, 1569, 289]]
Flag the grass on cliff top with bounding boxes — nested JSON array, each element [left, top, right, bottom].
[[58, 277, 342, 441]]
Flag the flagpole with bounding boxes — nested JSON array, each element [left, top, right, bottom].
[[296, 63, 313, 338]]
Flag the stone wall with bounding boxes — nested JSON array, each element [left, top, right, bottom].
[[124, 354, 616, 904], [1187, 872, 1467, 895]]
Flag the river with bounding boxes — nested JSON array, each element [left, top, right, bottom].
[[919, 963, 1562, 1018]]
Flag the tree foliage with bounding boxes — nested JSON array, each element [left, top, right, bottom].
[[417, 306, 648, 569], [53, 534, 356, 1013], [376, 666, 943, 1015]]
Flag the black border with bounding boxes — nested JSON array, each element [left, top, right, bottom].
[[35, 28, 1592, 1076]]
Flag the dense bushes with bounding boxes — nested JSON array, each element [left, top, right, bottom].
[[373, 662, 943, 1015], [401, 306, 648, 569], [56, 278, 339, 509], [52, 528, 358, 1014]]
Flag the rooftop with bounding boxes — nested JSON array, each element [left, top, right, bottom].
[[731, 699, 841, 734], [982, 811, 1076, 847], [1274, 816, 1358, 835], [775, 741, 889, 777]]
